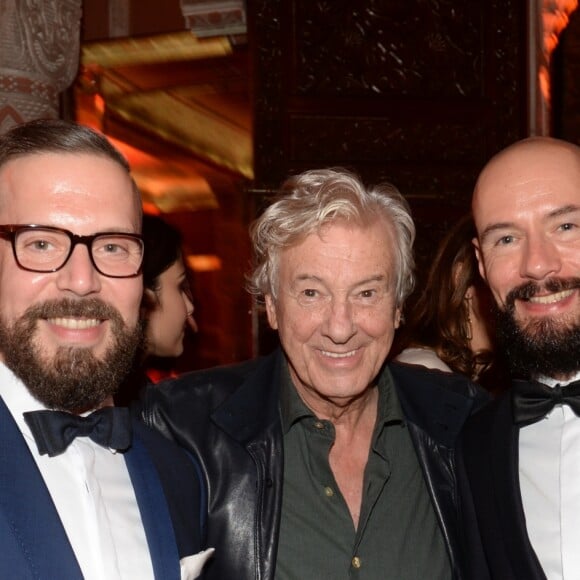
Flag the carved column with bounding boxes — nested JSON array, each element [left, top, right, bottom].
[[529, 0, 578, 134], [0, 0, 82, 134]]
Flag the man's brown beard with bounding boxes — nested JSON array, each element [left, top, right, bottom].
[[0, 298, 144, 412], [496, 277, 580, 378]]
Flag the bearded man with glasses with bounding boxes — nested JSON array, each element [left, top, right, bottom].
[[0, 119, 211, 579]]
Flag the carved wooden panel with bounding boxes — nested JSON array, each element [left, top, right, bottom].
[[251, 0, 526, 183], [294, 2, 482, 98]]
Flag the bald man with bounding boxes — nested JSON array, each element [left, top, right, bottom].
[[461, 137, 580, 579]]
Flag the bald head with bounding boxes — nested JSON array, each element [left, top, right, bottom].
[[473, 137, 580, 239]]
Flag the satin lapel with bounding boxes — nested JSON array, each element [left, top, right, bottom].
[[125, 422, 180, 580], [491, 396, 546, 580], [0, 397, 83, 578]]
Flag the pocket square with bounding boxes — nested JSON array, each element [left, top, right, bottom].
[[180, 548, 215, 580]]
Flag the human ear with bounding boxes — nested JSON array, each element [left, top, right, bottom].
[[472, 237, 487, 282], [265, 294, 279, 330]]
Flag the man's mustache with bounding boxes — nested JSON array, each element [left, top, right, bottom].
[[504, 278, 580, 311], [21, 298, 123, 326]]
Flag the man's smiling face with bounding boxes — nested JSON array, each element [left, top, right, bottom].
[[265, 218, 401, 414], [0, 152, 143, 410], [473, 138, 580, 378]]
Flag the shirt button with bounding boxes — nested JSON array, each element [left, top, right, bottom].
[[324, 486, 334, 497], [313, 421, 324, 429], [352, 556, 361, 569]]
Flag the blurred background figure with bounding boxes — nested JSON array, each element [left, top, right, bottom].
[[116, 213, 197, 404], [142, 213, 198, 359], [392, 214, 507, 394]]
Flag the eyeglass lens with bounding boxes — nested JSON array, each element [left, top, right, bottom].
[[14, 228, 143, 277]]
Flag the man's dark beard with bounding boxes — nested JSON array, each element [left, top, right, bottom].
[[0, 298, 144, 412], [496, 278, 580, 378]]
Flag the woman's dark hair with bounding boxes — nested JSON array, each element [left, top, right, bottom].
[[116, 215, 189, 405], [141, 214, 184, 292], [393, 214, 493, 379]]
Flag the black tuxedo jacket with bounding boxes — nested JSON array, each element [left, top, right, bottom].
[[461, 391, 546, 579]]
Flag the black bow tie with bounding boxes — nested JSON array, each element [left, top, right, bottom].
[[23, 407, 133, 457], [512, 379, 580, 426]]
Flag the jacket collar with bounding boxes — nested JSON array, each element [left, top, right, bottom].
[[127, 422, 181, 580], [0, 395, 84, 578], [211, 352, 486, 449], [0, 393, 181, 580], [388, 362, 488, 447], [488, 394, 547, 579], [211, 349, 283, 444]]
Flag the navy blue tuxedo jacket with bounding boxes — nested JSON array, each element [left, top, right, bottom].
[[461, 391, 546, 580], [0, 396, 205, 579]]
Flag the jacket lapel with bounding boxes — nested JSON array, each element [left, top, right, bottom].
[[210, 350, 284, 580], [212, 349, 283, 444], [389, 363, 484, 576], [125, 421, 180, 580], [491, 396, 546, 580], [0, 396, 83, 578]]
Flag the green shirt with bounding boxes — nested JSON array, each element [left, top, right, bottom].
[[275, 364, 451, 579]]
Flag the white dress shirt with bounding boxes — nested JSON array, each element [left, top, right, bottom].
[[394, 347, 454, 373], [519, 373, 580, 580], [0, 363, 155, 580]]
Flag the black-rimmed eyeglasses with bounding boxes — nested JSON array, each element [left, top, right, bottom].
[[0, 225, 144, 278]]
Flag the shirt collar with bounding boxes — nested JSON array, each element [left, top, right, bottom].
[[0, 362, 48, 442], [537, 371, 580, 388], [376, 368, 404, 426], [279, 361, 311, 434], [279, 358, 403, 434]]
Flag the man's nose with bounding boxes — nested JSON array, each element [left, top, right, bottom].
[[520, 236, 561, 281], [55, 244, 102, 296], [323, 298, 356, 343]]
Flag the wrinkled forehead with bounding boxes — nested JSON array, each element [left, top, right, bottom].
[[472, 140, 580, 234]]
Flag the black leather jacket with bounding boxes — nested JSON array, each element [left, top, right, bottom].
[[142, 350, 488, 580]]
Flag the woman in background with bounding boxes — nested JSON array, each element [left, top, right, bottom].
[[393, 214, 507, 393], [141, 213, 197, 360], [116, 214, 197, 404]]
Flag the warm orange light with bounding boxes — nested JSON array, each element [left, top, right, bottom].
[[142, 203, 162, 216], [185, 254, 222, 272], [542, 0, 579, 54], [539, 65, 552, 104], [94, 93, 105, 115]]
